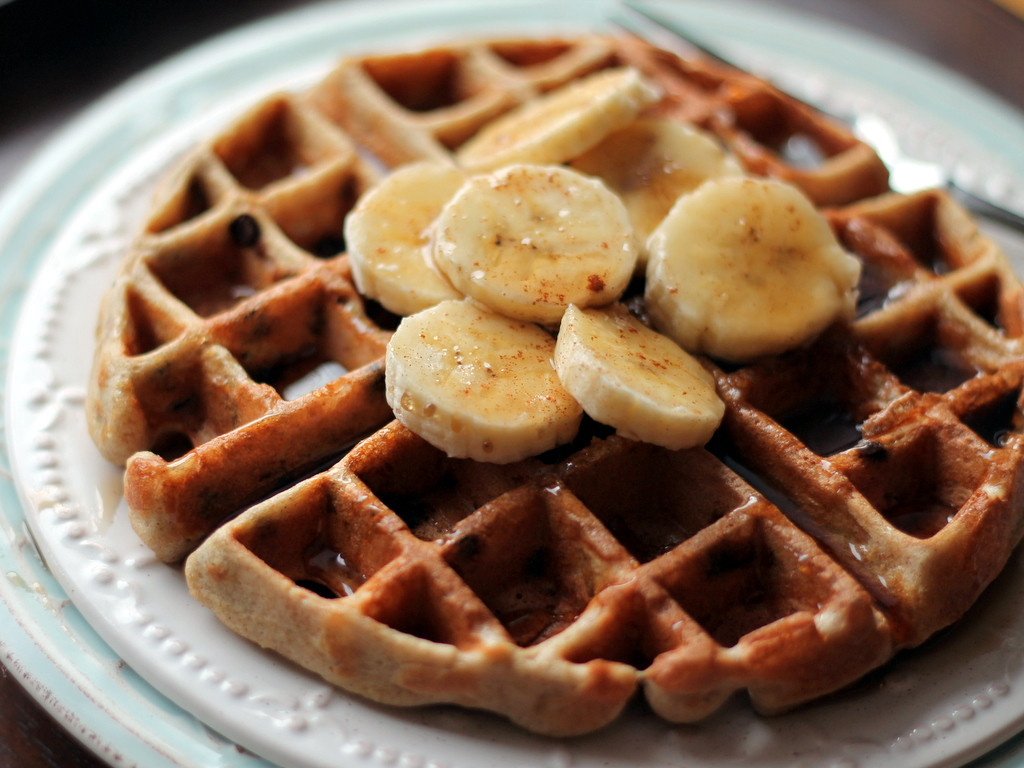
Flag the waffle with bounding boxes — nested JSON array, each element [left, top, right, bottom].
[[86, 33, 1024, 736]]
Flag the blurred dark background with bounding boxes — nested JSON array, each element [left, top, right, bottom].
[[0, 1, 300, 129]]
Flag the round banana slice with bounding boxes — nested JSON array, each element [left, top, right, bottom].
[[570, 119, 743, 259], [555, 304, 724, 450], [385, 299, 583, 463], [646, 176, 861, 363], [433, 163, 637, 325], [344, 161, 465, 316], [456, 67, 662, 173]]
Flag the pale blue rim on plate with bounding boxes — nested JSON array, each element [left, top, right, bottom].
[[1, 1, 1024, 766]]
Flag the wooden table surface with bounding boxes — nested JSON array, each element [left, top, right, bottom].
[[0, 0, 1021, 766]]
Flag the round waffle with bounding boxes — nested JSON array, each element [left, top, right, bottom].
[[86, 34, 1024, 736]]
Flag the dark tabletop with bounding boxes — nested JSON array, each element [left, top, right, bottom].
[[0, 0, 1021, 766]]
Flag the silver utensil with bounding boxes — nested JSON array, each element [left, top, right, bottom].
[[850, 113, 1024, 230], [613, 1, 1024, 233]]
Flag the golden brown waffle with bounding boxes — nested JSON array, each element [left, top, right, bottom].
[[187, 423, 895, 735], [87, 34, 1024, 735], [86, 93, 394, 561]]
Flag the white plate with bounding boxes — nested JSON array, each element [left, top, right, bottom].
[[4, 1, 1024, 767]]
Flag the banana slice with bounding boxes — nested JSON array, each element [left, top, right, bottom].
[[344, 161, 465, 316], [570, 119, 743, 260], [646, 176, 861, 363], [555, 304, 724, 450], [386, 299, 583, 463], [456, 67, 662, 173], [433, 163, 637, 325]]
